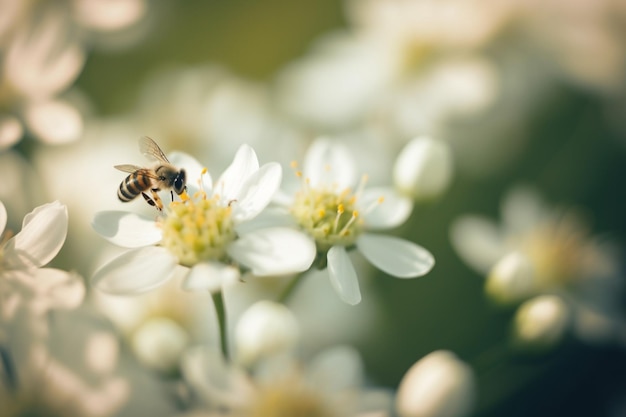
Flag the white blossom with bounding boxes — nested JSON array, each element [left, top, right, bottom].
[[282, 138, 434, 305], [91, 144, 315, 295]]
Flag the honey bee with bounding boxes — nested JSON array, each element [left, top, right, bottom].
[[115, 136, 187, 210]]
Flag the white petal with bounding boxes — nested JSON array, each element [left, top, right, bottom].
[[501, 185, 547, 234], [360, 187, 413, 230], [357, 234, 434, 278], [449, 216, 507, 274], [231, 162, 282, 222], [0, 115, 23, 150], [91, 247, 178, 295], [182, 261, 240, 293], [8, 201, 67, 267], [0, 200, 6, 234], [24, 99, 83, 145], [227, 228, 315, 276], [215, 144, 259, 202], [303, 138, 356, 189], [92, 211, 162, 248], [168, 151, 212, 194], [327, 246, 361, 305], [35, 268, 85, 310]]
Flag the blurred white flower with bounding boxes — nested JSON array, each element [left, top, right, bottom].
[[346, 0, 516, 51], [513, 294, 570, 349], [91, 143, 315, 295], [183, 343, 392, 417], [511, 0, 626, 91], [1, 304, 177, 417], [0, 0, 151, 149], [396, 350, 476, 417], [274, 31, 398, 131], [451, 186, 624, 345], [0, 200, 84, 322], [282, 138, 434, 305], [393, 136, 454, 201], [92, 276, 218, 374]]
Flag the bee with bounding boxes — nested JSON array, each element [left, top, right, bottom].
[[115, 136, 187, 211]]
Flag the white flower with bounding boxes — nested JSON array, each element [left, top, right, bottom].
[[393, 136, 454, 202], [396, 350, 476, 417], [183, 300, 392, 417], [0, 304, 178, 417], [450, 185, 623, 345], [282, 138, 434, 305], [91, 144, 315, 295], [0, 200, 84, 319]]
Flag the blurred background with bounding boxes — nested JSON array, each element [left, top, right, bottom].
[[2, 0, 626, 416]]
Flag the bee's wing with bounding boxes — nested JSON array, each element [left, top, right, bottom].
[[139, 136, 170, 163], [114, 164, 145, 173]]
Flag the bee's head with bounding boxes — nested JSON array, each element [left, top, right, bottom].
[[174, 169, 186, 195]]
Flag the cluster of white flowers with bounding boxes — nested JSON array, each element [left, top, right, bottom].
[[2, 0, 626, 416]]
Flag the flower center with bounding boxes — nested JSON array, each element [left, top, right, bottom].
[[160, 191, 236, 267], [248, 378, 338, 417], [521, 213, 590, 288], [290, 177, 364, 253]]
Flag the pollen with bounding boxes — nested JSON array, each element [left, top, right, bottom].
[[290, 183, 364, 252], [160, 193, 236, 267]]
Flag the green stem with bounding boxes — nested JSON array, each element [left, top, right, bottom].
[[211, 291, 229, 360], [277, 272, 307, 304]]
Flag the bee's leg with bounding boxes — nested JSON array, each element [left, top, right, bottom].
[[141, 192, 158, 209], [151, 189, 163, 211], [170, 190, 174, 202]]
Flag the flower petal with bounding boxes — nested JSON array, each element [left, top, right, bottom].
[[231, 162, 282, 222], [7, 201, 67, 267], [357, 234, 434, 278], [168, 151, 212, 194], [360, 187, 413, 230], [303, 138, 356, 189], [0, 200, 6, 234], [91, 247, 178, 295], [450, 216, 507, 274], [0, 115, 23, 150], [215, 144, 259, 202], [228, 228, 315, 276], [92, 211, 162, 248], [327, 246, 361, 305], [182, 261, 240, 293]]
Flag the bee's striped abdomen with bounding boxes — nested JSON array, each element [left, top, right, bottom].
[[118, 170, 152, 202]]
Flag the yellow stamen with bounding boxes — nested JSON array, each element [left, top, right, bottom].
[[340, 211, 359, 235]]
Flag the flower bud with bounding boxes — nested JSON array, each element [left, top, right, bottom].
[[396, 350, 475, 417], [132, 317, 190, 373], [235, 300, 299, 366], [486, 251, 535, 304], [514, 295, 569, 349], [393, 136, 453, 201]]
